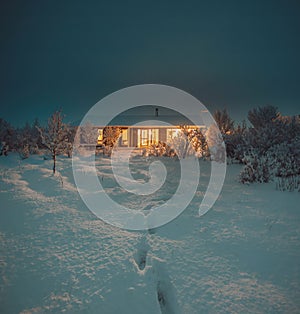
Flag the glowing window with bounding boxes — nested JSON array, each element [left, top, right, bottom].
[[167, 128, 179, 141], [97, 129, 103, 143]]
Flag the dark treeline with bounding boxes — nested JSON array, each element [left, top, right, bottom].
[[0, 106, 299, 190]]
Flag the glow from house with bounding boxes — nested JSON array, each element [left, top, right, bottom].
[[97, 129, 103, 144]]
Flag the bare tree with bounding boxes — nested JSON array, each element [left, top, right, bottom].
[[213, 109, 234, 135], [37, 110, 69, 174]]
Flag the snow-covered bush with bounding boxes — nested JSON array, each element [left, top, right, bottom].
[[240, 153, 270, 183], [267, 142, 300, 178], [170, 132, 190, 159], [143, 142, 176, 158], [167, 128, 203, 158], [173, 126, 208, 159], [80, 122, 97, 145], [239, 110, 300, 189], [275, 175, 300, 192], [267, 140, 300, 191], [19, 144, 30, 160], [206, 124, 226, 162], [143, 127, 207, 159]]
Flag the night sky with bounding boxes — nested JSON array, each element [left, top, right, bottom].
[[1, 0, 299, 126]]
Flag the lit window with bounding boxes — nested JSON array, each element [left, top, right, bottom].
[[97, 129, 103, 144], [167, 129, 179, 141], [122, 129, 128, 141]]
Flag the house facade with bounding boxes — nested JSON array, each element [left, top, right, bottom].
[[97, 125, 187, 148], [81, 106, 205, 148]]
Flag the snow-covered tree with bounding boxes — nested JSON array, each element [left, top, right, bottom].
[[64, 125, 76, 158], [169, 126, 208, 159], [19, 144, 30, 160], [103, 126, 121, 147], [225, 120, 247, 161], [170, 130, 190, 159], [13, 118, 44, 157], [103, 126, 121, 155], [206, 124, 226, 162], [239, 110, 300, 188], [80, 122, 97, 145], [16, 122, 34, 155], [0, 118, 14, 155], [37, 110, 69, 174], [32, 118, 43, 150]]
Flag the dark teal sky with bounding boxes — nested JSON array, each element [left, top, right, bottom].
[[1, 0, 299, 126]]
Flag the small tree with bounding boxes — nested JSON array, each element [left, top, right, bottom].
[[16, 122, 33, 156], [32, 118, 43, 151], [37, 110, 68, 174], [103, 126, 121, 155], [206, 124, 226, 162], [65, 126, 76, 158], [225, 120, 247, 162]]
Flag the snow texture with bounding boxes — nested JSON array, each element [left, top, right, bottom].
[[0, 153, 299, 313]]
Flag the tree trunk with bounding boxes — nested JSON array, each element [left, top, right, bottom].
[[183, 139, 189, 159], [53, 153, 56, 174]]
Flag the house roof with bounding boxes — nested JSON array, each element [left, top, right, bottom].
[[112, 105, 192, 125], [76, 105, 206, 127]]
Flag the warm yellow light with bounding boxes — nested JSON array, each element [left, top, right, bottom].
[[97, 129, 103, 142]]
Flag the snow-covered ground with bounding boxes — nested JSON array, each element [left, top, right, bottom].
[[0, 153, 299, 313]]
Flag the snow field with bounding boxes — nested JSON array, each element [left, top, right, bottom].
[[0, 154, 299, 313]]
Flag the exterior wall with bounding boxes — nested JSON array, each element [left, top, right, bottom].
[[130, 128, 138, 147], [159, 128, 167, 143], [130, 127, 177, 148], [98, 125, 202, 148]]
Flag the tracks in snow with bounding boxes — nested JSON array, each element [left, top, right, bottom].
[[133, 232, 180, 314], [153, 259, 180, 314]]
